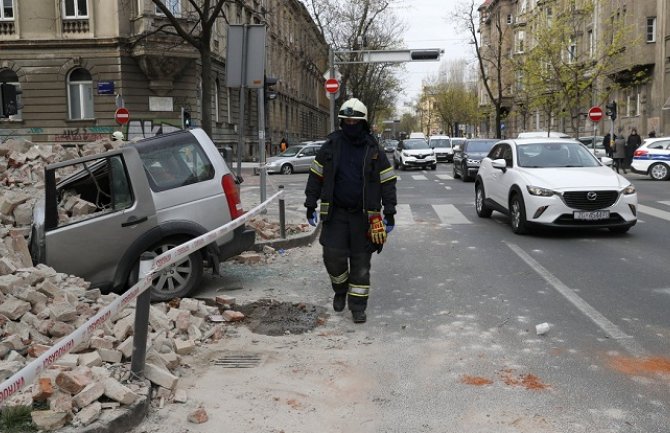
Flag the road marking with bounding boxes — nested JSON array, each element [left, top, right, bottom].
[[412, 175, 428, 180], [638, 204, 670, 221], [657, 200, 670, 207], [505, 242, 646, 357], [433, 204, 472, 225], [444, 186, 452, 190], [394, 204, 415, 225], [436, 174, 454, 180]]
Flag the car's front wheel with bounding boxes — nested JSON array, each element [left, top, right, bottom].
[[148, 238, 204, 301], [461, 163, 470, 182], [453, 162, 460, 179], [430, 164, 437, 171], [509, 193, 529, 234], [649, 162, 670, 181], [475, 183, 493, 218], [281, 164, 294, 175]]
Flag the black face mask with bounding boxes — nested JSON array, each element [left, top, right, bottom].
[[342, 122, 365, 140]]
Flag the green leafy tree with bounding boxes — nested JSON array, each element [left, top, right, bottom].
[[429, 59, 480, 136]]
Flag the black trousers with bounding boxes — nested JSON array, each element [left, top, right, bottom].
[[320, 207, 372, 312]]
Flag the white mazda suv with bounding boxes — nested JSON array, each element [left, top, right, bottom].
[[474, 138, 637, 234]]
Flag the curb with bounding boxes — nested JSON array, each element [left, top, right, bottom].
[[252, 223, 321, 252]]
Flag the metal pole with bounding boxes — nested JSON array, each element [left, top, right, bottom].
[[130, 252, 155, 380], [278, 184, 286, 239], [258, 87, 267, 205], [329, 48, 336, 133], [236, 24, 249, 179]]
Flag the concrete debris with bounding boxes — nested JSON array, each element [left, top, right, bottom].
[[0, 126, 261, 431]]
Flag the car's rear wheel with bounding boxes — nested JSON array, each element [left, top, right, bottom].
[[475, 183, 493, 218], [509, 193, 528, 234], [148, 239, 204, 301], [649, 162, 670, 181], [281, 164, 293, 175]]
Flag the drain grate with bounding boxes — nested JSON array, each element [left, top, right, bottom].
[[212, 354, 262, 368]]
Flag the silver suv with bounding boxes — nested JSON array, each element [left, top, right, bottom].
[[30, 128, 255, 300]]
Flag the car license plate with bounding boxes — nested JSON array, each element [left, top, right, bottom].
[[573, 210, 610, 220]]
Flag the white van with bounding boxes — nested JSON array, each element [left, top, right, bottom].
[[428, 135, 453, 162]]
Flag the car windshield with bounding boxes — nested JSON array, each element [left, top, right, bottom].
[[466, 140, 497, 153], [280, 146, 303, 157], [517, 142, 601, 168], [430, 139, 450, 147], [403, 139, 429, 150]]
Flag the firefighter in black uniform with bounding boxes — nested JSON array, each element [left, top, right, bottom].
[[304, 98, 397, 323]]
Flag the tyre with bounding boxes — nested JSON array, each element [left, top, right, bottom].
[[148, 238, 204, 301], [475, 183, 493, 218], [649, 162, 670, 181], [281, 164, 293, 175], [509, 193, 529, 234], [431, 164, 437, 171], [453, 163, 460, 179]]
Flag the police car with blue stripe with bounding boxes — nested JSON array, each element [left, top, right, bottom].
[[631, 136, 670, 180]]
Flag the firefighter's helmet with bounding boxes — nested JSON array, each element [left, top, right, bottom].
[[112, 131, 124, 141], [338, 98, 368, 122]]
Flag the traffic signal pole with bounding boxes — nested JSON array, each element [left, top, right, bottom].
[[329, 49, 336, 133]]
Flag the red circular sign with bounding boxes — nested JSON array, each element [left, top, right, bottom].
[[115, 107, 130, 125], [588, 106, 603, 122], [325, 78, 340, 94]]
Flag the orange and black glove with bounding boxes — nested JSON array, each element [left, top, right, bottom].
[[368, 214, 387, 245]]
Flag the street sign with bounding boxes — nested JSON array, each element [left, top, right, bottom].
[[588, 106, 603, 122], [325, 78, 340, 94], [114, 107, 130, 125]]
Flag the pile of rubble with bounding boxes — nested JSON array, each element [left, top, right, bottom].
[[0, 138, 251, 430], [247, 216, 311, 241]]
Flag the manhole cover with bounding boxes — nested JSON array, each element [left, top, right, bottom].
[[213, 354, 262, 368], [236, 299, 328, 336]]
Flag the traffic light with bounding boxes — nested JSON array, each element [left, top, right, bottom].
[[410, 49, 442, 61], [1, 83, 18, 117], [181, 107, 191, 128], [605, 101, 617, 120], [265, 76, 278, 101]]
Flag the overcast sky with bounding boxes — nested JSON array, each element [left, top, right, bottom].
[[392, 0, 476, 113]]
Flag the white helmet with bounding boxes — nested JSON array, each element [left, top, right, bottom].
[[112, 131, 124, 141], [338, 98, 368, 122]]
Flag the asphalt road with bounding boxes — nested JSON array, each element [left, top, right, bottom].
[[226, 160, 670, 432]]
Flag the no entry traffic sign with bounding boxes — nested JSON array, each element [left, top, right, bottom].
[[115, 107, 130, 125], [325, 78, 340, 94], [588, 106, 603, 123]]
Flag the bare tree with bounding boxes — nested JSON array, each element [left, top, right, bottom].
[[303, 0, 405, 126], [146, 0, 231, 136], [429, 59, 480, 136], [456, 0, 509, 138]]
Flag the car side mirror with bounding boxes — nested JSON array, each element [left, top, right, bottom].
[[492, 158, 507, 172], [600, 156, 613, 166]]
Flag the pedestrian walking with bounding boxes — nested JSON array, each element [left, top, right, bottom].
[[304, 98, 397, 324], [649, 130, 656, 138], [603, 132, 612, 158], [280, 137, 288, 153], [613, 130, 627, 174], [626, 128, 641, 168]]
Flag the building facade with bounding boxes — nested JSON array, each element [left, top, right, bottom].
[[0, 0, 329, 159], [478, 0, 669, 138]]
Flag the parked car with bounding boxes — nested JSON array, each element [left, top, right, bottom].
[[428, 135, 453, 162], [258, 143, 321, 175], [452, 138, 499, 181], [631, 136, 670, 180], [577, 135, 606, 157], [475, 138, 637, 234], [383, 139, 399, 153], [393, 138, 436, 171], [30, 128, 255, 300]]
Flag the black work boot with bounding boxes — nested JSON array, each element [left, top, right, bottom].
[[333, 293, 346, 312], [351, 310, 367, 323]]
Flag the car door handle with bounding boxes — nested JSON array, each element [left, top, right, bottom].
[[122, 216, 148, 227]]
